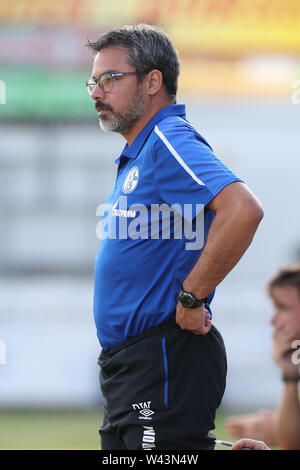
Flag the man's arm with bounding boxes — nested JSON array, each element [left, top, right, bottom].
[[277, 382, 300, 449], [176, 181, 264, 333], [272, 327, 300, 449]]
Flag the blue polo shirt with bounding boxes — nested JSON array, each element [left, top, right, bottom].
[[93, 104, 242, 349]]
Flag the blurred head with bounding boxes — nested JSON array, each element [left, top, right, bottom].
[[86, 24, 180, 135], [268, 265, 300, 336]]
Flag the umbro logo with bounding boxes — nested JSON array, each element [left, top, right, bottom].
[[140, 408, 154, 418], [132, 401, 155, 420]]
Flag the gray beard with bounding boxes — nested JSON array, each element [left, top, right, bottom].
[[99, 92, 145, 134]]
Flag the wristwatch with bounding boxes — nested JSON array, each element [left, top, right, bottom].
[[281, 374, 300, 383], [178, 286, 208, 309]]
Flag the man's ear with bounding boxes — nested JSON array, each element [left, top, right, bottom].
[[145, 69, 163, 96]]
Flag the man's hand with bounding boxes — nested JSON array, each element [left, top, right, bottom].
[[175, 302, 212, 335], [231, 438, 270, 450], [271, 327, 299, 376], [225, 410, 278, 446]]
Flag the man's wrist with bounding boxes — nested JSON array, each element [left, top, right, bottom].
[[182, 281, 208, 300], [281, 373, 300, 383], [178, 285, 208, 309]]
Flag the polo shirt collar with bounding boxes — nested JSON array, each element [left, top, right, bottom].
[[114, 104, 186, 164]]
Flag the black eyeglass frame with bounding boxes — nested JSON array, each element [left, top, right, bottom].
[[86, 71, 147, 95]]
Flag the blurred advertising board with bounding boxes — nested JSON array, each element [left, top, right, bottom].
[[0, 66, 94, 120], [1, 0, 299, 119], [1, 0, 300, 54]]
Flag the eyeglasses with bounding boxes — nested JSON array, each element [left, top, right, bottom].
[[86, 71, 146, 95]]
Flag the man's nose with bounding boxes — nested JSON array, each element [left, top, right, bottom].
[[270, 311, 282, 328], [270, 313, 277, 326], [90, 83, 105, 101]]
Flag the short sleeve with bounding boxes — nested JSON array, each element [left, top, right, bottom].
[[152, 121, 242, 219]]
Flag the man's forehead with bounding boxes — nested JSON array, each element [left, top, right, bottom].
[[92, 47, 129, 75], [271, 285, 300, 304]]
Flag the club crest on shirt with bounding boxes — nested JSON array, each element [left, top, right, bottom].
[[122, 166, 139, 194]]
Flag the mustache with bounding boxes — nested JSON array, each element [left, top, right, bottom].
[[95, 102, 114, 113]]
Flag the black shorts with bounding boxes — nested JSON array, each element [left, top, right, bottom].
[[98, 321, 227, 450]]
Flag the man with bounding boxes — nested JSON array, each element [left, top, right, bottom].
[[226, 265, 300, 450], [86, 24, 263, 450]]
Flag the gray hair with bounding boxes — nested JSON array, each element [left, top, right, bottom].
[[86, 24, 180, 102]]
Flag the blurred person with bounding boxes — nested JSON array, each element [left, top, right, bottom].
[[86, 24, 263, 450], [226, 265, 300, 449]]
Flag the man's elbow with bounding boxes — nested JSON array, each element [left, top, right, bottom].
[[238, 197, 264, 230], [248, 200, 264, 227]]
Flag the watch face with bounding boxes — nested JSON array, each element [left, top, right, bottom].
[[181, 292, 195, 307]]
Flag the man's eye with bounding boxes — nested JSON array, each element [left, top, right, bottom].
[[100, 75, 112, 89]]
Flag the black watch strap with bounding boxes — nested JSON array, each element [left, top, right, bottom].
[[282, 374, 300, 383], [178, 287, 208, 309]]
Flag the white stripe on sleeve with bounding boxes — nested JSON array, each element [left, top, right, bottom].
[[154, 125, 205, 186]]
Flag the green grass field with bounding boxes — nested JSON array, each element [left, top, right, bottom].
[[0, 408, 236, 450]]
